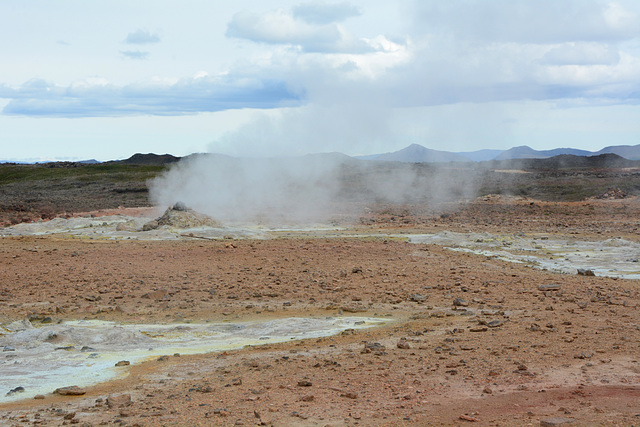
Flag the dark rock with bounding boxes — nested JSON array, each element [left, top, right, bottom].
[[397, 339, 411, 349], [453, 298, 468, 307], [172, 202, 188, 211], [577, 269, 595, 276], [297, 380, 312, 387], [364, 342, 386, 351], [6, 386, 25, 396], [409, 294, 426, 303], [538, 284, 560, 291], [540, 417, 575, 426], [115, 360, 130, 366]]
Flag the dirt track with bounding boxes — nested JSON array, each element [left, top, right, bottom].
[[1, 198, 639, 426]]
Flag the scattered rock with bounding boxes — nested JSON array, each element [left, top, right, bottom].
[[300, 394, 314, 402], [409, 294, 427, 303], [540, 417, 575, 426], [142, 220, 159, 231], [453, 298, 468, 307], [142, 289, 169, 300], [574, 352, 593, 359], [594, 188, 627, 199], [33, 394, 45, 400], [115, 360, 130, 366], [459, 414, 479, 422], [538, 284, 560, 291], [341, 303, 366, 313], [363, 342, 386, 353], [397, 339, 411, 349], [341, 391, 357, 399], [577, 268, 595, 276], [107, 394, 132, 409], [297, 380, 312, 387], [486, 320, 503, 328], [54, 386, 86, 396]]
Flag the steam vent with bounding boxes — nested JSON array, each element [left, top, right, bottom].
[[142, 202, 220, 231]]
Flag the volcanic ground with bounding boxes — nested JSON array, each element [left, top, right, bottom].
[[0, 196, 638, 426], [0, 160, 639, 426]]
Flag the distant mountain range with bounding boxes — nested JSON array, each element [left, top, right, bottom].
[[3, 143, 640, 165], [358, 144, 640, 162]]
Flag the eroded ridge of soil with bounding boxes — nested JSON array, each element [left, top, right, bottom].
[[1, 197, 640, 427]]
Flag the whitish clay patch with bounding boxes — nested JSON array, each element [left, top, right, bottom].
[[409, 231, 640, 279], [0, 215, 343, 240], [0, 317, 386, 403]]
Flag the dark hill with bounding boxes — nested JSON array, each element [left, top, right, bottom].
[[488, 153, 638, 171], [114, 153, 181, 165]]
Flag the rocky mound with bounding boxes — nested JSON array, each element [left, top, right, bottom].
[[142, 203, 220, 231], [593, 187, 628, 200]]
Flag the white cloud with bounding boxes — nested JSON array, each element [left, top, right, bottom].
[[124, 28, 161, 44], [120, 50, 150, 60], [541, 42, 621, 66], [412, 0, 640, 44], [226, 8, 373, 53], [292, 1, 361, 25], [0, 75, 302, 117]]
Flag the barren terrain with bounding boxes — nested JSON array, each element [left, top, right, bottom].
[[1, 160, 639, 426]]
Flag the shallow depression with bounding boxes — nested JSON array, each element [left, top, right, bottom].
[[0, 316, 387, 403]]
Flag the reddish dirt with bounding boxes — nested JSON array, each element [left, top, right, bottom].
[[0, 198, 639, 426]]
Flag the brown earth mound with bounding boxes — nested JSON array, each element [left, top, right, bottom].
[[142, 202, 220, 231]]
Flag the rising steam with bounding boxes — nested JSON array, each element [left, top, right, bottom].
[[148, 153, 482, 224]]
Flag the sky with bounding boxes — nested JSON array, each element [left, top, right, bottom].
[[1, 0, 639, 162]]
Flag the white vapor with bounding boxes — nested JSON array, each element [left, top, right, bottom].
[[148, 153, 482, 225]]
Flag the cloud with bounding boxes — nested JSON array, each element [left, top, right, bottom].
[[292, 1, 361, 25], [0, 76, 302, 117], [124, 28, 160, 44], [412, 0, 640, 44], [120, 50, 150, 60], [540, 42, 621, 66], [226, 8, 373, 53]]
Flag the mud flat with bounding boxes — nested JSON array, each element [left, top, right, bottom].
[[0, 317, 386, 404], [1, 199, 639, 425]]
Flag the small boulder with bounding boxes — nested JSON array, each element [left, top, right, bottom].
[[107, 394, 132, 409], [54, 386, 86, 396], [453, 298, 468, 307]]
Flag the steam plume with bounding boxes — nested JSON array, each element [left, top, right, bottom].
[[148, 153, 481, 224]]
